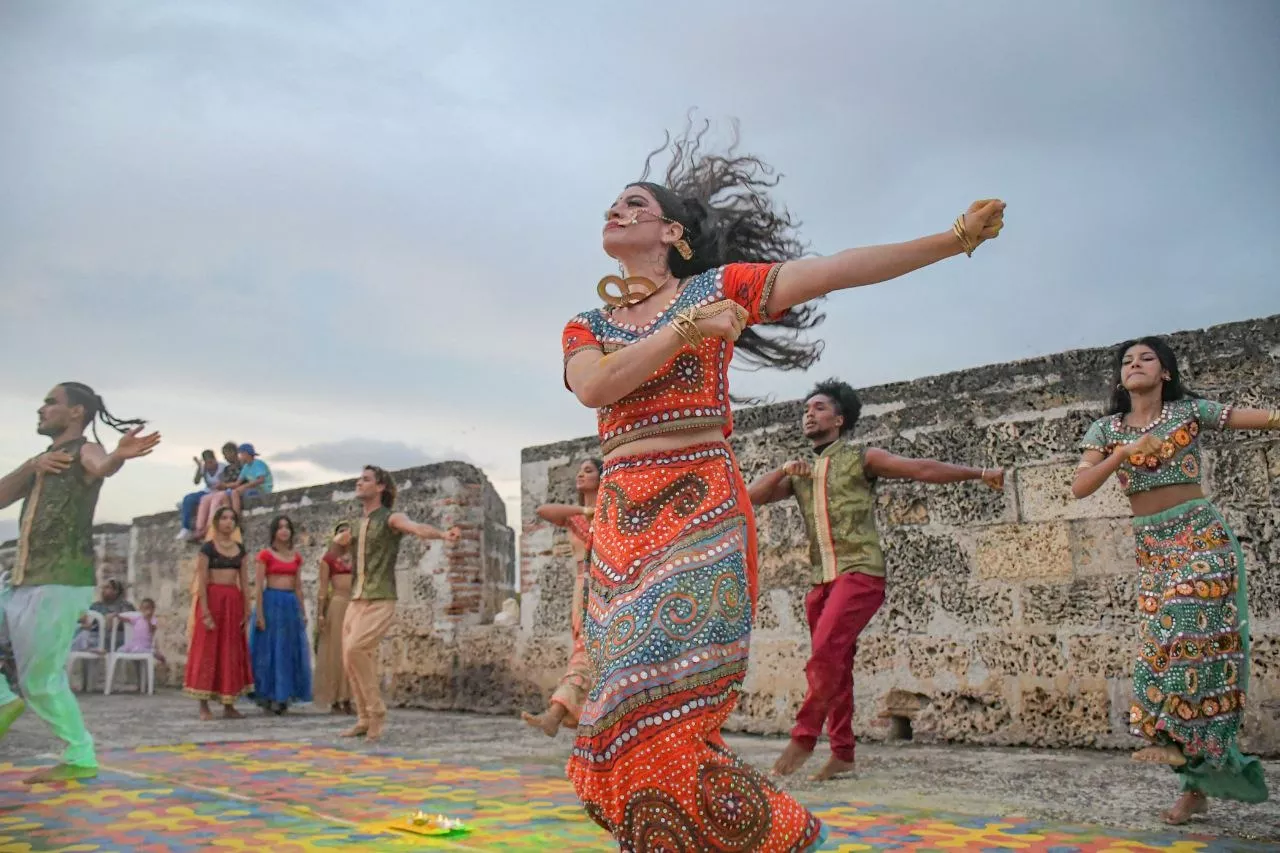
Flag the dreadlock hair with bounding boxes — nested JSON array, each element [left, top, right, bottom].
[[631, 114, 824, 373], [807, 378, 863, 435], [59, 382, 146, 443], [364, 465, 397, 509], [1105, 336, 1200, 416]]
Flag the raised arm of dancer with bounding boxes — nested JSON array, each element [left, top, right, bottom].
[[192, 459, 204, 486], [1071, 433, 1162, 499], [864, 449, 1004, 488], [536, 503, 589, 528], [196, 551, 214, 629], [565, 309, 747, 408], [747, 464, 802, 506], [388, 513, 462, 543], [765, 201, 1005, 315], [1225, 407, 1280, 431], [254, 555, 267, 631], [81, 426, 162, 480]]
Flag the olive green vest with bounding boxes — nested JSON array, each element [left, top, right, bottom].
[[352, 506, 403, 601], [14, 437, 102, 587], [790, 441, 885, 584]]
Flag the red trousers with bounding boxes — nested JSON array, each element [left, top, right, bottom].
[[790, 571, 885, 761]]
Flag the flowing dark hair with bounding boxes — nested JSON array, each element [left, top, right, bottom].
[[1106, 336, 1199, 415], [807, 378, 863, 435], [576, 458, 603, 506], [364, 465, 397, 509], [631, 116, 824, 372], [267, 515, 296, 548], [59, 382, 146, 443]]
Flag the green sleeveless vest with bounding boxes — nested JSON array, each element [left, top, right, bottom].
[[15, 437, 102, 587], [352, 506, 404, 601], [789, 441, 885, 584]]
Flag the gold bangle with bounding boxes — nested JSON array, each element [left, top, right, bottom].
[[1076, 460, 1095, 470], [1266, 409, 1280, 430], [952, 216, 976, 257], [669, 311, 704, 350]]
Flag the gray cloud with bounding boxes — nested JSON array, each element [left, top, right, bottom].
[[273, 438, 469, 475]]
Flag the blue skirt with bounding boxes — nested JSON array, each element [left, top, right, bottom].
[[250, 588, 312, 708]]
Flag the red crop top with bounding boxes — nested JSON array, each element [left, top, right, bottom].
[[561, 263, 782, 454], [258, 549, 302, 576], [322, 552, 352, 576]]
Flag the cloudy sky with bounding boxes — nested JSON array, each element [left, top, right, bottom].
[[1, 1, 1277, 538]]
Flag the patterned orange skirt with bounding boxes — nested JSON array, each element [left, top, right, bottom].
[[568, 443, 824, 851]]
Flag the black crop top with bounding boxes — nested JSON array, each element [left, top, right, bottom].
[[200, 541, 245, 570]]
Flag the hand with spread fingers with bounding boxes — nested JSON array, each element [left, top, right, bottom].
[[115, 425, 162, 460]]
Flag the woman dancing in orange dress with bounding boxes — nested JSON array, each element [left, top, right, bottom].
[[561, 120, 1005, 850]]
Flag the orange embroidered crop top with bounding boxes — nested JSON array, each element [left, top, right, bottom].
[[562, 263, 783, 454]]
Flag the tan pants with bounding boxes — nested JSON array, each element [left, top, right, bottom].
[[313, 591, 351, 707], [341, 599, 395, 724]]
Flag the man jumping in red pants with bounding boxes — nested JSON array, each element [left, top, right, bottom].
[[749, 378, 1003, 781]]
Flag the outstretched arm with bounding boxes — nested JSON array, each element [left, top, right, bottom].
[[1071, 431, 1161, 499], [1226, 408, 1280, 431], [748, 465, 801, 506], [864, 448, 1003, 488], [766, 201, 1005, 316], [388, 512, 461, 543], [81, 426, 162, 480]]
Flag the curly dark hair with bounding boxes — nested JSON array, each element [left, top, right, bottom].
[[364, 465, 397, 509], [631, 115, 824, 372], [807, 378, 863, 435], [1105, 336, 1200, 416]]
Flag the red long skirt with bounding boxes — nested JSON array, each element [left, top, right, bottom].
[[183, 583, 254, 703]]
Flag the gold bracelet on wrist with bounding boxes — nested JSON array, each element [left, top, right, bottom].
[[669, 311, 704, 350], [952, 216, 977, 257], [1266, 409, 1280, 430]]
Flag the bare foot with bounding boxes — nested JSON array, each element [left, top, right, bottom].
[[366, 715, 387, 743], [1162, 792, 1208, 825], [1132, 745, 1186, 767], [222, 705, 244, 719], [198, 704, 214, 722], [23, 763, 98, 785], [522, 707, 566, 737], [341, 723, 369, 738], [772, 740, 814, 777], [810, 756, 856, 781]]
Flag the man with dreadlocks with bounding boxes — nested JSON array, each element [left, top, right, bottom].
[[0, 382, 160, 783], [750, 379, 1002, 782]]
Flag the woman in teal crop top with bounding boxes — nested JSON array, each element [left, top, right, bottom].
[[1073, 336, 1279, 824]]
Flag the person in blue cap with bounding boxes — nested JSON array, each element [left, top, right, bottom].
[[229, 443, 272, 515]]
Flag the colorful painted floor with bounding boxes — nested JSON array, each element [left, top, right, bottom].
[[0, 741, 1270, 851]]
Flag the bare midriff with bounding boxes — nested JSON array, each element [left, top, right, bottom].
[[266, 575, 296, 591], [329, 571, 353, 595], [208, 568, 241, 587], [603, 426, 728, 463], [1129, 482, 1205, 518]]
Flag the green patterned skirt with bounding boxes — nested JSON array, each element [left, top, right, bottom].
[[1130, 498, 1267, 803]]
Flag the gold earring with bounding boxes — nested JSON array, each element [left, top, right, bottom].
[[673, 239, 693, 261]]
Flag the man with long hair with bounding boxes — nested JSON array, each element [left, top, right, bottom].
[[0, 383, 159, 783], [332, 465, 460, 742], [750, 378, 1002, 781]]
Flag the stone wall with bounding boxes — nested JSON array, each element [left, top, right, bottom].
[[0, 524, 131, 589], [126, 462, 516, 696], [519, 315, 1280, 754]]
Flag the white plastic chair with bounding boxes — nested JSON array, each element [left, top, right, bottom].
[[104, 613, 155, 695], [67, 610, 107, 693]]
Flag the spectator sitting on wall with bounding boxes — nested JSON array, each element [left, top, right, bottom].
[[229, 444, 272, 515], [177, 449, 226, 541], [191, 442, 244, 543], [70, 580, 135, 652]]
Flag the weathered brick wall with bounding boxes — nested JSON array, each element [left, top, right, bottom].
[[126, 462, 516, 696], [520, 315, 1280, 754]]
